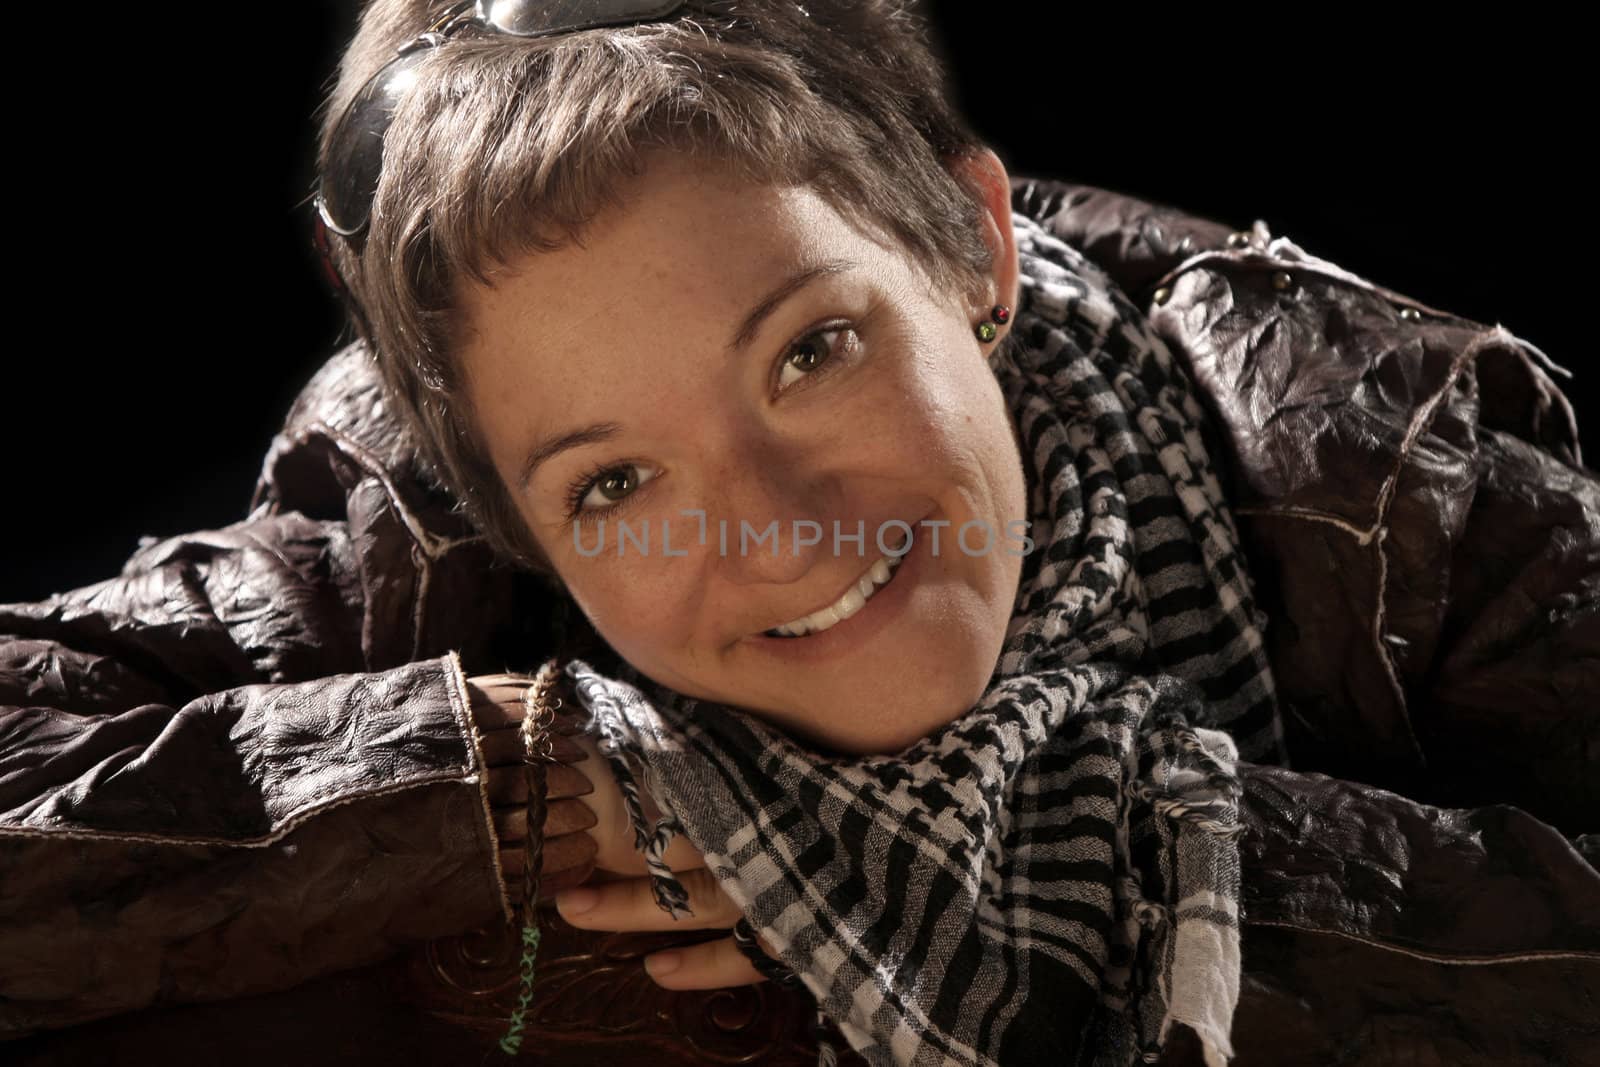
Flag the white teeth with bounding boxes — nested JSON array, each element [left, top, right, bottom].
[[767, 547, 908, 638]]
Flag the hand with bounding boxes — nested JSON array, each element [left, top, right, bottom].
[[555, 731, 792, 991], [465, 672, 600, 901]]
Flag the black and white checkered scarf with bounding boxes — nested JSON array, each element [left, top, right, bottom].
[[563, 212, 1287, 1066]]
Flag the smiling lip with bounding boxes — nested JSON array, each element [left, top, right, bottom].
[[764, 541, 905, 637], [746, 518, 928, 662]]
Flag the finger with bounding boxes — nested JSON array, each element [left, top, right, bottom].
[[536, 856, 597, 899], [486, 763, 593, 805], [500, 845, 522, 880], [466, 678, 534, 723], [561, 747, 703, 875], [485, 766, 527, 806], [544, 763, 594, 799], [472, 672, 535, 687], [492, 796, 596, 840], [554, 866, 741, 932], [469, 696, 523, 731], [491, 806, 522, 840], [543, 796, 598, 837], [542, 833, 600, 896], [548, 709, 588, 736], [499, 835, 600, 899], [642, 935, 768, 990], [575, 801, 707, 876], [480, 730, 524, 765], [471, 677, 590, 734], [479, 729, 589, 766]]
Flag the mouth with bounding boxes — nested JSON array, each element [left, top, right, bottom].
[[755, 521, 921, 646], [761, 549, 908, 638]]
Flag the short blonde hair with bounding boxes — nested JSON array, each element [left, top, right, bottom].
[[319, 0, 993, 581]]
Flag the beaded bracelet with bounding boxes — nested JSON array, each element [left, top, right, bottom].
[[498, 658, 562, 1057]]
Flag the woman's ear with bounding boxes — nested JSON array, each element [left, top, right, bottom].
[[943, 146, 1021, 343]]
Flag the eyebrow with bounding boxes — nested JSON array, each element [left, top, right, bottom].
[[726, 257, 856, 354], [517, 258, 857, 490], [518, 422, 623, 489]]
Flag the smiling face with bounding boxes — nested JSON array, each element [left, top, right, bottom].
[[456, 149, 1028, 756]]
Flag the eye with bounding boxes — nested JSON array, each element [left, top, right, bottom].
[[776, 325, 857, 393], [565, 463, 657, 519]]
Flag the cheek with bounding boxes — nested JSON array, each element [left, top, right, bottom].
[[893, 352, 1009, 469], [558, 560, 699, 665]]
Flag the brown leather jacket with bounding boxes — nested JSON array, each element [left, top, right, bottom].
[[4, 177, 1597, 1066]]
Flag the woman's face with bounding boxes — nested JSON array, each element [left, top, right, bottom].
[[457, 149, 1027, 755]]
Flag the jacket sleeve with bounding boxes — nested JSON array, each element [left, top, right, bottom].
[[0, 509, 514, 1039], [1231, 760, 1600, 1064]]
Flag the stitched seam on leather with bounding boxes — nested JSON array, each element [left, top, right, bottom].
[[1364, 330, 1505, 766], [1231, 322, 1506, 767], [1145, 246, 1461, 318], [1147, 248, 1578, 414], [1367, 526, 1415, 757], [0, 772, 479, 848], [290, 419, 487, 657], [296, 420, 486, 560], [1231, 505, 1379, 545], [1245, 919, 1600, 966], [443, 648, 515, 925], [409, 540, 429, 662]]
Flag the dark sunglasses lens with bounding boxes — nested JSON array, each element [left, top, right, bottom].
[[319, 49, 433, 236], [481, 0, 686, 36], [320, 1, 689, 238]]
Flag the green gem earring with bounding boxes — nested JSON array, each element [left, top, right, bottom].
[[974, 304, 1011, 343]]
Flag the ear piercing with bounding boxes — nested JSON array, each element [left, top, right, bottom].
[[974, 304, 1011, 343]]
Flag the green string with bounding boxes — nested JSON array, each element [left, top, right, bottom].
[[497, 920, 542, 1056]]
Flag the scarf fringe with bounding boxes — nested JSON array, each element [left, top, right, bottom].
[[593, 727, 843, 1067], [1127, 723, 1244, 1067]]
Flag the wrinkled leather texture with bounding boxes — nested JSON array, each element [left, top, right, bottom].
[[1017, 180, 1598, 833], [1228, 765, 1600, 1065], [4, 176, 1597, 1065]]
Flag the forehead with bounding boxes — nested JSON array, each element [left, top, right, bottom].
[[459, 157, 851, 344], [452, 154, 887, 471]]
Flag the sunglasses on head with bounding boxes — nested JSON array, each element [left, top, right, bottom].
[[315, 0, 689, 252]]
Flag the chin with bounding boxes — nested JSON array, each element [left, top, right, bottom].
[[800, 669, 993, 758]]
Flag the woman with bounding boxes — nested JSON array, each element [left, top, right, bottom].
[[316, 1, 1285, 1060], [3, 1, 1596, 1065]]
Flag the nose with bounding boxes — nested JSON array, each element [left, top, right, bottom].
[[699, 436, 837, 588]]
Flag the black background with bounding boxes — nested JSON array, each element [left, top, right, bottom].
[[3, 6, 1588, 602]]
